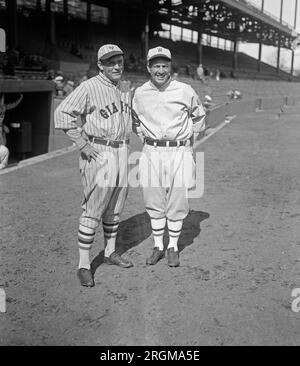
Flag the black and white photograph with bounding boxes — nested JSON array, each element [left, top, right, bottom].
[[1, 0, 300, 349]]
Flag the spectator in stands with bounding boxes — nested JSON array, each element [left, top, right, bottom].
[[54, 75, 65, 97], [47, 69, 55, 80], [63, 80, 75, 96], [204, 66, 209, 78], [70, 43, 83, 59], [2, 48, 18, 76], [129, 53, 136, 65], [196, 63, 205, 83], [172, 63, 179, 80]]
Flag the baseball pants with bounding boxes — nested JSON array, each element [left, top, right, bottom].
[[139, 143, 195, 221], [79, 142, 129, 229]]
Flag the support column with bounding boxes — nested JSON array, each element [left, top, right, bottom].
[[180, 10, 184, 41], [197, 7, 204, 65], [5, 0, 18, 49], [277, 34, 281, 74], [46, 0, 55, 45], [36, 0, 42, 12], [144, 9, 149, 61], [291, 0, 298, 76], [232, 38, 238, 72], [63, 0, 68, 19], [257, 0, 264, 72], [87, 1, 91, 23]]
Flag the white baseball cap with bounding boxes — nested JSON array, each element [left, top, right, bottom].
[[147, 46, 171, 62], [97, 44, 124, 61]]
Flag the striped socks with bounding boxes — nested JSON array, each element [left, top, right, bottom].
[[167, 220, 183, 252], [103, 221, 119, 257], [78, 225, 96, 269], [151, 218, 166, 250]]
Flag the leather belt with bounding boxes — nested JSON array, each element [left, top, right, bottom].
[[88, 136, 129, 148], [144, 138, 189, 147]]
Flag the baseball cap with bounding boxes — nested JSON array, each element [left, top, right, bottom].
[[147, 46, 171, 62], [97, 44, 124, 61]]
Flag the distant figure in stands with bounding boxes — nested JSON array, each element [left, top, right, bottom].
[[47, 69, 55, 80], [79, 73, 88, 84], [70, 43, 83, 59], [2, 48, 18, 76], [196, 63, 205, 83], [63, 80, 74, 96], [204, 66, 209, 80], [54, 75, 65, 97]]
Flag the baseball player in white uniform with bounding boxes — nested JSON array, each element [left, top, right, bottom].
[[54, 44, 133, 288], [132, 46, 206, 267]]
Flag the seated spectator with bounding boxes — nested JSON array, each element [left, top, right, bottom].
[[0, 142, 9, 170], [2, 48, 18, 76]]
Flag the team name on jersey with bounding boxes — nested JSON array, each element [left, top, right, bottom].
[[99, 101, 131, 119]]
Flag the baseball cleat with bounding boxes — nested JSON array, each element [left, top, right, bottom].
[[104, 252, 133, 268], [167, 248, 180, 267], [77, 268, 95, 287], [146, 247, 165, 265]]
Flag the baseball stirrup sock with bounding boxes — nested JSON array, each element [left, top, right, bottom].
[[103, 221, 119, 257], [78, 225, 96, 269], [167, 220, 183, 252], [151, 218, 166, 251]]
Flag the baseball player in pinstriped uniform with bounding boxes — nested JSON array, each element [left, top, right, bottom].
[[54, 44, 133, 288], [132, 46, 206, 267]]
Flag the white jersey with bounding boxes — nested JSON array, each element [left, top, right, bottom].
[[54, 72, 132, 149], [132, 79, 206, 141]]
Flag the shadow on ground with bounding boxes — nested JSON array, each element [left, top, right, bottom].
[[91, 210, 210, 274]]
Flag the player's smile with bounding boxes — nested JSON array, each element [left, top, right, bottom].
[[148, 57, 171, 88], [99, 55, 124, 84]]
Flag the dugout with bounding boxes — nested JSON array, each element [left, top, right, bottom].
[[0, 79, 55, 160]]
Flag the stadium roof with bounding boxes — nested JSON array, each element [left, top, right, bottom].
[[84, 0, 298, 49]]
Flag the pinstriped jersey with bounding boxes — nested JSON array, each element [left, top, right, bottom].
[[54, 72, 132, 149], [132, 79, 206, 141]]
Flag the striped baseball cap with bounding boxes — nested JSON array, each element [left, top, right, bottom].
[[97, 44, 124, 61], [147, 46, 171, 62]]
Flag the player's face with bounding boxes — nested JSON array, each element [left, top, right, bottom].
[[98, 55, 124, 84], [147, 57, 171, 88]]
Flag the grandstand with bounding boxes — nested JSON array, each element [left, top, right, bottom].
[[0, 0, 300, 164], [1, 0, 299, 81]]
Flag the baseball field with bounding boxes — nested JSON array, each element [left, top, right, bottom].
[[1, 102, 300, 346]]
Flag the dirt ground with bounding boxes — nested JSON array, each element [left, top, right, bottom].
[[1, 104, 300, 346]]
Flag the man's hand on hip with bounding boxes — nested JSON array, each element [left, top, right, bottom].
[[81, 144, 103, 162]]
